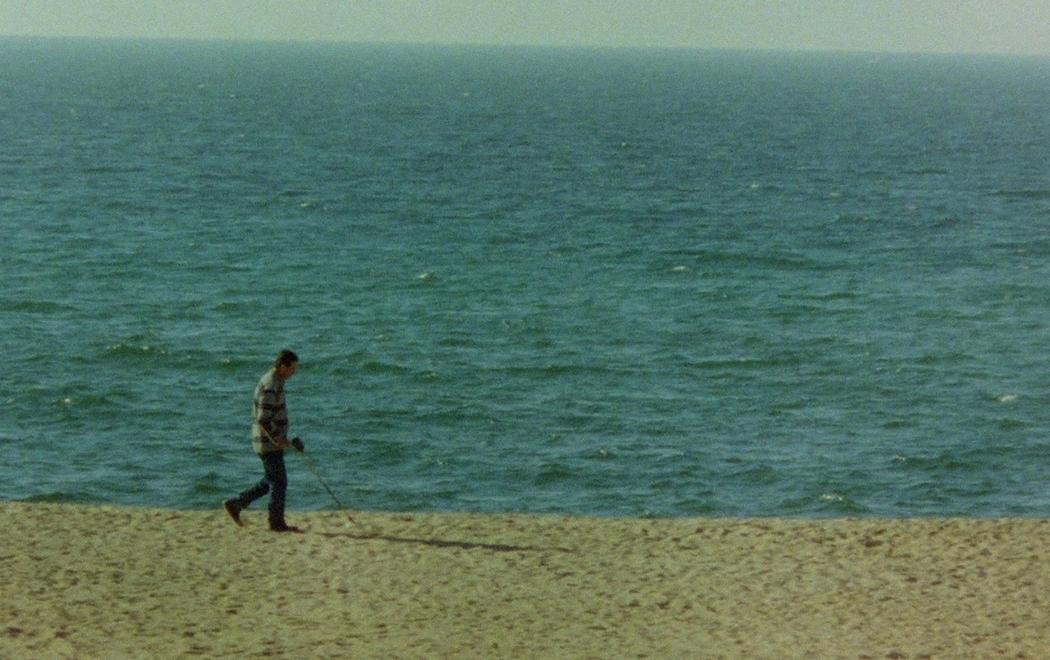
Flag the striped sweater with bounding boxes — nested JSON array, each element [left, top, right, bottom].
[[252, 368, 289, 455]]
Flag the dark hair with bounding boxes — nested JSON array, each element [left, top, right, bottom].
[[274, 349, 299, 368]]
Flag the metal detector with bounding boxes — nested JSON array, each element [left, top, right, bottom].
[[293, 440, 360, 527]]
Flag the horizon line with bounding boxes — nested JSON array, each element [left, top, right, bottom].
[[2, 32, 1048, 61]]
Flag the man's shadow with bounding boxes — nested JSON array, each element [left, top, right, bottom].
[[319, 531, 573, 554]]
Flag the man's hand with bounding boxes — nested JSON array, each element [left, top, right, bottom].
[[291, 437, 305, 452]]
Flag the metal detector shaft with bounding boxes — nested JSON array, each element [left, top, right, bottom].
[[297, 449, 359, 525]]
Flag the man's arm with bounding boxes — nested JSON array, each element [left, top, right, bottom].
[[259, 425, 291, 449]]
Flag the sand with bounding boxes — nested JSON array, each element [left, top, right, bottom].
[[3, 502, 1050, 658]]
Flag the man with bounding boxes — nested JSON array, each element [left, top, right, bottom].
[[225, 349, 304, 532]]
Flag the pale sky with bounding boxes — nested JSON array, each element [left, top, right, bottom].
[[2, 0, 1049, 56]]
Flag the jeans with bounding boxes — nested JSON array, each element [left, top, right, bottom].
[[234, 451, 287, 528]]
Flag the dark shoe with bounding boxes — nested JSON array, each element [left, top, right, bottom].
[[270, 524, 303, 533], [224, 499, 243, 527]]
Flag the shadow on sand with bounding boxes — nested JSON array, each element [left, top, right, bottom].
[[318, 531, 573, 554]]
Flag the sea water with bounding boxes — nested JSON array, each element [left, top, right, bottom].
[[4, 38, 1050, 517]]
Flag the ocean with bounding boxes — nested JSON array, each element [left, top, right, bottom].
[[4, 37, 1050, 518]]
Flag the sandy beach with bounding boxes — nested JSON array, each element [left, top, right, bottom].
[[4, 502, 1050, 658]]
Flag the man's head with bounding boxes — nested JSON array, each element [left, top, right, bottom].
[[274, 349, 299, 380]]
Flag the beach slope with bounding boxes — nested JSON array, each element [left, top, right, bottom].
[[3, 502, 1049, 658]]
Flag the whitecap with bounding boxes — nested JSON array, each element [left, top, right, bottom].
[[997, 394, 1019, 403]]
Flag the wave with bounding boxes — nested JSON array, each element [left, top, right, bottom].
[[502, 363, 620, 378], [190, 472, 225, 496], [891, 440, 1028, 475], [814, 492, 871, 515], [731, 464, 780, 485], [991, 188, 1050, 199], [104, 341, 171, 359], [361, 360, 414, 375], [913, 351, 972, 366], [18, 491, 92, 504], [902, 167, 950, 175], [52, 393, 122, 409], [993, 417, 1028, 431], [218, 355, 258, 371], [662, 248, 840, 272], [796, 290, 863, 302], [683, 356, 803, 371], [4, 300, 76, 314], [533, 461, 575, 486], [437, 335, 479, 349], [781, 491, 871, 516]]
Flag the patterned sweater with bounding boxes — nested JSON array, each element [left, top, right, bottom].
[[252, 368, 289, 455]]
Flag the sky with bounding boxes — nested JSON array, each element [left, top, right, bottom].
[[2, 0, 1049, 56]]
